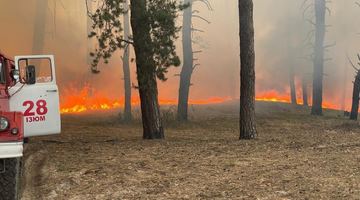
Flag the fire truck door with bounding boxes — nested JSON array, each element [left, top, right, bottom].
[[9, 55, 61, 137]]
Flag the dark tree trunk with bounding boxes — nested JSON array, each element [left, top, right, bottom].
[[0, 158, 22, 200], [85, 0, 95, 93], [340, 60, 348, 111], [311, 0, 326, 116], [130, 0, 164, 139], [302, 76, 308, 106], [86, 0, 93, 66], [239, 0, 257, 140], [32, 0, 48, 54], [177, 0, 193, 122], [122, 0, 132, 121], [289, 66, 297, 105], [350, 71, 360, 120]]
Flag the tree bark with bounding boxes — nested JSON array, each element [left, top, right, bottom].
[[0, 158, 22, 200], [302, 75, 308, 106], [86, 0, 94, 66], [130, 0, 164, 139], [340, 59, 348, 111], [177, 0, 193, 122], [311, 0, 326, 115], [289, 66, 297, 105], [350, 71, 360, 120], [239, 0, 257, 140], [32, 0, 48, 54], [122, 0, 132, 121]]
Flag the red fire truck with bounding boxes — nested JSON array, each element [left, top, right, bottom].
[[0, 53, 61, 199]]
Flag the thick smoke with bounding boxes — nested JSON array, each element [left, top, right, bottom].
[[0, 0, 359, 109]]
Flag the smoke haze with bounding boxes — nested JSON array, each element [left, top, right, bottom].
[[0, 0, 359, 110]]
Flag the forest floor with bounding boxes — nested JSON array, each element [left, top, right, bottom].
[[21, 101, 360, 200]]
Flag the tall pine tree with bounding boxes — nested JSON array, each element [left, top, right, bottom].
[[239, 0, 257, 139], [87, 0, 186, 139]]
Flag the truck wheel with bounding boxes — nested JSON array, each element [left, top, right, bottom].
[[0, 158, 22, 200]]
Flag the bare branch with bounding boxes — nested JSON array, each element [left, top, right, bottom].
[[193, 0, 213, 11], [346, 53, 359, 71], [192, 15, 211, 24]]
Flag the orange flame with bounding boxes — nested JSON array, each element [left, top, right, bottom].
[[60, 86, 344, 114], [60, 86, 233, 114], [256, 90, 339, 110], [256, 90, 296, 103]]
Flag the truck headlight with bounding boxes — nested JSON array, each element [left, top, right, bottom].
[[0, 117, 9, 131], [11, 128, 19, 135]]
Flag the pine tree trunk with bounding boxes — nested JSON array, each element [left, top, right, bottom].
[[311, 0, 326, 116], [32, 0, 48, 54], [86, 0, 94, 66], [177, 0, 193, 122], [123, 0, 132, 121], [350, 72, 360, 120], [239, 0, 257, 140], [289, 66, 297, 105], [302, 76, 308, 106], [130, 0, 164, 139], [340, 59, 348, 111]]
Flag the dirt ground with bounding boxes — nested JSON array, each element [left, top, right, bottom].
[[21, 102, 360, 199]]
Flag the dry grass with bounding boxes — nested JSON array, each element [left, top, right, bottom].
[[22, 102, 360, 199]]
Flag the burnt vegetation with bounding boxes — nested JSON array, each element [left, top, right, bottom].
[[348, 54, 360, 120], [302, 0, 334, 116], [177, 0, 212, 122]]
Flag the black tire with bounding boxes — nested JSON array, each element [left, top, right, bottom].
[[0, 158, 22, 200]]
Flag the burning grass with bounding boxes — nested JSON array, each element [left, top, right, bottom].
[[255, 90, 341, 110], [59, 85, 234, 114], [22, 102, 360, 199], [59, 85, 343, 115]]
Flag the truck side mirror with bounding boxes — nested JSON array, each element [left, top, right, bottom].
[[11, 69, 20, 81], [26, 65, 36, 85], [0, 62, 4, 84]]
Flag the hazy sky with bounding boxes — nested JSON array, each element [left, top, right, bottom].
[[0, 0, 360, 108]]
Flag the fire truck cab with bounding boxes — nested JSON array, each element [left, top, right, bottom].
[[0, 54, 61, 158]]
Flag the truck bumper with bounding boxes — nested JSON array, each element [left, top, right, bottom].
[[0, 142, 23, 159]]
